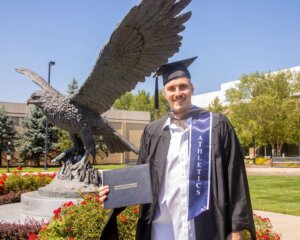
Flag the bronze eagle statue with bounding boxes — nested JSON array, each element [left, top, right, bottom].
[[16, 0, 192, 187]]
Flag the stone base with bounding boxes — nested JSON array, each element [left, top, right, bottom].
[[38, 176, 99, 198], [21, 191, 82, 219]]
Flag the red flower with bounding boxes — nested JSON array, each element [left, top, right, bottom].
[[53, 207, 61, 216], [64, 201, 75, 207], [0, 180, 4, 185], [119, 214, 127, 223], [1, 173, 7, 181], [67, 226, 71, 232], [69, 237, 75, 240], [81, 200, 86, 205], [28, 233, 40, 239], [133, 207, 139, 213], [16, 166, 22, 171]]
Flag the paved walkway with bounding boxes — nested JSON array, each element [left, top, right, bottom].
[[246, 166, 300, 176]]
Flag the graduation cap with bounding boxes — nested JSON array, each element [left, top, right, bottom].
[[154, 56, 198, 109]]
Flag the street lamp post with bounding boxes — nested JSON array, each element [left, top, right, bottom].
[[6, 141, 11, 173], [45, 61, 55, 170]]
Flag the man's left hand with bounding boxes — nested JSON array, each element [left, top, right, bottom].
[[226, 232, 242, 240]]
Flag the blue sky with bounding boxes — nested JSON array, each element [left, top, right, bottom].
[[1, 0, 300, 103]]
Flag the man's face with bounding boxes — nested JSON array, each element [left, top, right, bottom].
[[163, 77, 194, 115]]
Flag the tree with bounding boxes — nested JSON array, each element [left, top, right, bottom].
[[113, 90, 169, 120], [67, 78, 79, 95], [0, 107, 16, 166], [57, 129, 73, 152], [17, 106, 58, 166], [226, 70, 300, 156], [149, 91, 169, 120], [208, 97, 225, 114], [113, 92, 134, 110]]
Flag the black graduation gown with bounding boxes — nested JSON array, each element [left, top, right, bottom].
[[100, 111, 256, 240]]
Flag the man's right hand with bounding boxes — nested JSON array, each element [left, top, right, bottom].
[[98, 185, 110, 207]]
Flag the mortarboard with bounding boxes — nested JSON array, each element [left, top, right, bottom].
[[154, 56, 198, 109]]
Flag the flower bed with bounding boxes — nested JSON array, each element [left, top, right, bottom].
[[0, 169, 56, 238], [0, 169, 56, 202], [35, 195, 280, 240], [0, 219, 46, 240], [0, 171, 281, 239]]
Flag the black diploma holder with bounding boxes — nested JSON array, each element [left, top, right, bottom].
[[102, 163, 153, 209]]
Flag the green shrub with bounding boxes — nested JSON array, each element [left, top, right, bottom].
[[39, 194, 280, 240], [0, 218, 46, 240], [4, 171, 55, 193], [38, 194, 109, 240], [117, 206, 139, 239], [277, 163, 300, 167], [250, 214, 280, 239], [255, 157, 269, 165], [0, 190, 27, 205]]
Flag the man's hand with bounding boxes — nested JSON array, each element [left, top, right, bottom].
[[226, 232, 242, 240], [98, 185, 110, 207]]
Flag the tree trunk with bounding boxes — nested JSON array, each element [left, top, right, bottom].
[[271, 144, 276, 157], [276, 139, 283, 157], [0, 150, 2, 166]]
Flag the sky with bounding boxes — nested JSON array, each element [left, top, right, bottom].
[[1, 0, 300, 103]]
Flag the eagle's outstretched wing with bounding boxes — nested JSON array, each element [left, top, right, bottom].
[[71, 0, 192, 114]]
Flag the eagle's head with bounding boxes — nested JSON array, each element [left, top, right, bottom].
[[27, 90, 55, 108]]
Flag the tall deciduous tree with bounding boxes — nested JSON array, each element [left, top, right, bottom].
[[113, 90, 169, 120], [17, 106, 58, 166], [0, 107, 16, 166], [114, 92, 135, 110], [208, 97, 225, 114], [226, 70, 300, 156]]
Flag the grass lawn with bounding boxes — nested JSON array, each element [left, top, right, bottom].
[[248, 176, 300, 216]]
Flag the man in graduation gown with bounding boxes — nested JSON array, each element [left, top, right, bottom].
[[99, 57, 256, 240]]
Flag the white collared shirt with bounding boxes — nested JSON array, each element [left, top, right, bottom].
[[151, 117, 196, 240]]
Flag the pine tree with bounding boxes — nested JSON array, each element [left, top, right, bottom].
[[67, 78, 79, 95], [0, 107, 16, 166], [17, 106, 58, 166], [208, 97, 225, 113]]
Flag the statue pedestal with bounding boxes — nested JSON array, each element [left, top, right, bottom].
[[20, 177, 99, 220], [20, 167, 101, 220], [21, 191, 82, 220]]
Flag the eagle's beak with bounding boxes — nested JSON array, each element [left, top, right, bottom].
[[15, 68, 24, 74], [27, 99, 32, 105]]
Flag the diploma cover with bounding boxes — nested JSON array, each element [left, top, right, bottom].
[[103, 164, 153, 209]]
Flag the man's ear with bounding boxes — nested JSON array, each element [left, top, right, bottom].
[[163, 88, 167, 97], [191, 83, 194, 94]]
